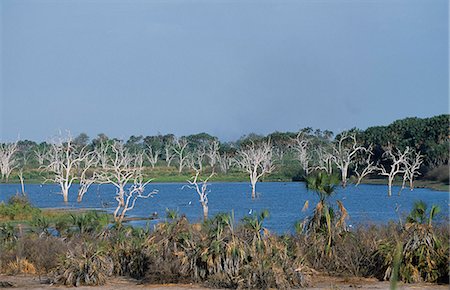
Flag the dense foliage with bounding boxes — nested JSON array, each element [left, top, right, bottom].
[[358, 115, 449, 169], [0, 197, 448, 288]]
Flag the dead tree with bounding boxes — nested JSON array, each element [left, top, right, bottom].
[[218, 153, 234, 174], [315, 146, 335, 175], [354, 145, 378, 186], [45, 135, 88, 203], [16, 153, 28, 195], [164, 144, 176, 167], [95, 141, 157, 222], [186, 170, 215, 221], [236, 140, 274, 199], [291, 133, 312, 176], [402, 150, 424, 191], [94, 140, 110, 169], [95, 141, 136, 207], [189, 145, 206, 172], [273, 147, 285, 167], [172, 137, 189, 173], [77, 151, 98, 202], [113, 168, 157, 223], [145, 145, 160, 168], [206, 140, 220, 169], [0, 141, 18, 181], [332, 132, 365, 187], [34, 145, 48, 166], [378, 146, 410, 196]]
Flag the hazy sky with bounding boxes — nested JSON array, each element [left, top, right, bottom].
[[1, 0, 448, 142]]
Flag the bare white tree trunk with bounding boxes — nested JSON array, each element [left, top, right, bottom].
[[206, 140, 220, 169], [77, 152, 98, 202], [218, 153, 234, 174], [45, 134, 87, 203], [113, 176, 157, 223], [291, 133, 311, 176], [0, 141, 18, 181], [94, 141, 110, 169], [34, 146, 47, 166], [378, 146, 410, 196], [173, 137, 189, 173], [237, 140, 274, 199], [95, 141, 136, 207], [186, 170, 215, 221], [332, 132, 365, 187], [354, 145, 378, 186], [164, 145, 175, 167], [145, 145, 160, 168], [94, 141, 157, 222], [315, 146, 335, 175], [190, 145, 206, 172], [18, 169, 25, 195], [250, 172, 258, 199], [202, 203, 209, 221], [404, 150, 424, 191]]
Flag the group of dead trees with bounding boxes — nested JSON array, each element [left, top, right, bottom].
[[290, 131, 424, 196], [0, 130, 427, 222], [0, 135, 157, 223]]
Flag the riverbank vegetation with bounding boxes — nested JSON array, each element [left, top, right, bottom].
[[0, 115, 448, 288], [0, 115, 447, 188], [0, 195, 448, 288]]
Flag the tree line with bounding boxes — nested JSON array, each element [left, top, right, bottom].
[[0, 114, 448, 221]]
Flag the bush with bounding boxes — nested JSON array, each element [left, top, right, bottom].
[[108, 226, 150, 279], [53, 241, 113, 286], [22, 235, 68, 275], [374, 202, 449, 283], [3, 258, 36, 275], [0, 195, 41, 221]]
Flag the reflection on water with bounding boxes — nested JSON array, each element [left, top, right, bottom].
[[0, 182, 448, 233]]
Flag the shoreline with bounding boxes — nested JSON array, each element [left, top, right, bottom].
[[0, 178, 448, 191]]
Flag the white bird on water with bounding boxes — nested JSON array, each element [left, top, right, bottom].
[[248, 209, 252, 215], [188, 201, 192, 205]]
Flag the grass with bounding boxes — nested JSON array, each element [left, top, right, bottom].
[[0, 196, 109, 225]]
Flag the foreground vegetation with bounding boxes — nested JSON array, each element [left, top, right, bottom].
[[0, 195, 447, 289]]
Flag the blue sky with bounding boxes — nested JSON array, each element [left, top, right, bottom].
[[1, 0, 448, 142]]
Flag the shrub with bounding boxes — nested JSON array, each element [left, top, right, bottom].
[[0, 196, 40, 221], [53, 241, 113, 286], [375, 202, 449, 283], [108, 226, 150, 279], [21, 235, 68, 275], [3, 258, 36, 275]]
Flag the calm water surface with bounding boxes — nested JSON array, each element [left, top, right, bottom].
[[0, 182, 448, 233]]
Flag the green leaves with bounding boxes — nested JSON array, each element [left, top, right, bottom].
[[305, 172, 339, 202], [406, 200, 441, 226]]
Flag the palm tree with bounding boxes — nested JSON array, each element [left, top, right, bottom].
[[304, 172, 344, 255], [406, 200, 441, 226], [379, 200, 445, 283]]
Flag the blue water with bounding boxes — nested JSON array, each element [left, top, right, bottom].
[[0, 182, 448, 233]]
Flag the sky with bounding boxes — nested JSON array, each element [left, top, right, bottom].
[[0, 0, 448, 142]]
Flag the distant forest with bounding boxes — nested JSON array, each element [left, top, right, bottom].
[[0, 114, 448, 185]]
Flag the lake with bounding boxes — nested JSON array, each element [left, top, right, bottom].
[[0, 182, 448, 233]]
